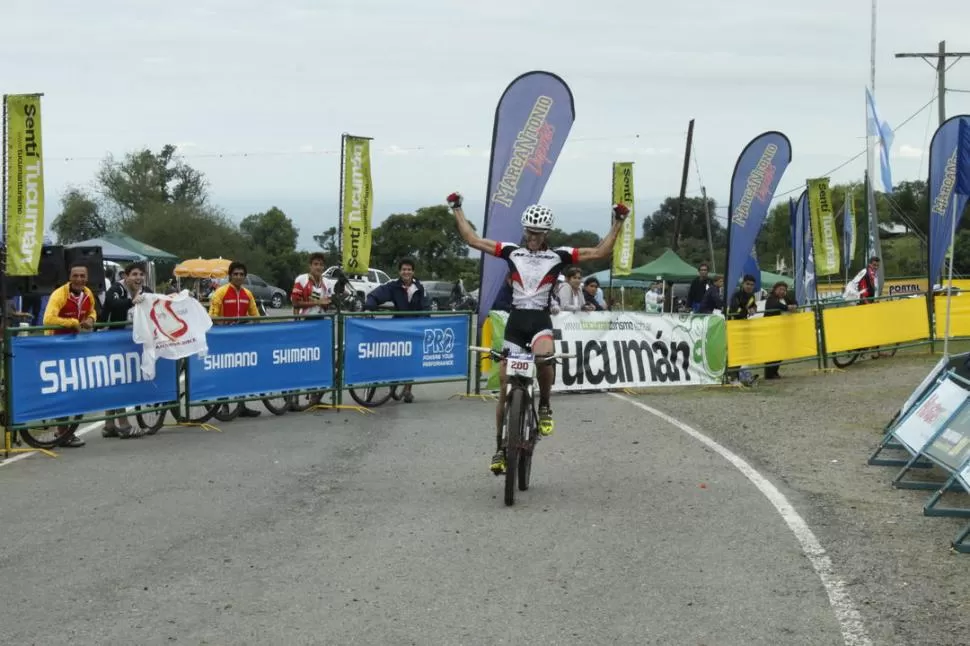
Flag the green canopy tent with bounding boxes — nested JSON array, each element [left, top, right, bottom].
[[100, 232, 179, 264], [760, 270, 794, 288], [627, 248, 699, 283]]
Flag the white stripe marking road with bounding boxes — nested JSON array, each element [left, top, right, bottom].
[[0, 421, 104, 468], [610, 393, 872, 646]]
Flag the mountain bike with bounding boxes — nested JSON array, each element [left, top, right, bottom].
[[831, 344, 899, 368], [469, 345, 574, 506]]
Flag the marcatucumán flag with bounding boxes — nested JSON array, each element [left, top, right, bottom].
[[807, 177, 840, 275], [340, 135, 374, 275], [477, 71, 575, 322], [928, 115, 970, 286], [4, 94, 45, 276], [611, 162, 635, 276], [725, 131, 792, 299]]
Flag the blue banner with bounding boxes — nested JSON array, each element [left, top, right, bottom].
[[796, 190, 816, 304], [343, 315, 469, 387], [742, 250, 761, 292], [726, 131, 792, 299], [958, 119, 970, 196], [9, 330, 178, 424], [478, 71, 575, 326], [187, 319, 334, 401], [928, 115, 970, 286]]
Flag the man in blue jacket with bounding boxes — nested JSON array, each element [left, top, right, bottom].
[[364, 257, 429, 403]]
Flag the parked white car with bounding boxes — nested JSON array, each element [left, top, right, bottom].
[[323, 266, 392, 301]]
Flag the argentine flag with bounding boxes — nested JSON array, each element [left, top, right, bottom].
[[866, 87, 894, 193]]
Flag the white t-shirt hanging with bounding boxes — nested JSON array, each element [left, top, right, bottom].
[[132, 290, 213, 379]]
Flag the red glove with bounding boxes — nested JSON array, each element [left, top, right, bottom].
[[612, 203, 630, 220], [447, 192, 463, 208]]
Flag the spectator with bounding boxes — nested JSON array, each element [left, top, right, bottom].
[[364, 257, 428, 403], [101, 261, 153, 438], [699, 276, 725, 314], [845, 256, 881, 304], [491, 273, 514, 312], [582, 277, 604, 311], [209, 261, 262, 418], [644, 281, 664, 313], [763, 281, 797, 380], [43, 263, 98, 447], [726, 274, 759, 387], [553, 267, 585, 313], [687, 263, 713, 312], [291, 252, 347, 315]]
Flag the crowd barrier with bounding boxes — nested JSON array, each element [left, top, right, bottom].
[[867, 354, 970, 553], [726, 291, 970, 370], [1, 311, 475, 432]]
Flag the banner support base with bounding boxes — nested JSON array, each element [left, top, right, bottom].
[[173, 422, 222, 433], [2, 430, 58, 460], [450, 393, 498, 401], [309, 404, 374, 415]]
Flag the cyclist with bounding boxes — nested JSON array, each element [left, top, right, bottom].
[[291, 252, 349, 315], [208, 261, 262, 417], [447, 191, 629, 474], [844, 256, 881, 304]]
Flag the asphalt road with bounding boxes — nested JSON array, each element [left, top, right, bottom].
[[0, 385, 846, 646]]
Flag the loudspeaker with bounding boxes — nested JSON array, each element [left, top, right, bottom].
[[24, 245, 67, 295], [64, 246, 105, 292]]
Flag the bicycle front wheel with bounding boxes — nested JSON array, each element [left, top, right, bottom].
[[832, 351, 860, 368], [349, 385, 396, 408], [19, 416, 84, 449], [504, 388, 528, 506]]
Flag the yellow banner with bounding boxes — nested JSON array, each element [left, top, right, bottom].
[[611, 162, 635, 276], [807, 177, 840, 276], [4, 94, 45, 276], [341, 135, 373, 274]]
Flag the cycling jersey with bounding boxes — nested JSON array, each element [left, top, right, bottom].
[[291, 273, 340, 315], [491, 243, 579, 311], [209, 284, 258, 318]]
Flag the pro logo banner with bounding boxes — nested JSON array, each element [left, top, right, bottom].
[[477, 71, 575, 324], [611, 162, 635, 276], [343, 315, 469, 386], [486, 311, 726, 391], [9, 330, 178, 424], [807, 177, 840, 276], [4, 94, 45, 276], [341, 135, 374, 274], [187, 319, 334, 401]]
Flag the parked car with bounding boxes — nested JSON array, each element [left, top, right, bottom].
[[423, 280, 456, 310], [215, 273, 289, 309], [323, 266, 392, 301]]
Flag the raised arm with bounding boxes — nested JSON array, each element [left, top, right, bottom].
[[447, 192, 498, 256], [576, 203, 630, 262]]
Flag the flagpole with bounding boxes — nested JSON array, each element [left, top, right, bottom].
[[943, 196, 957, 357]]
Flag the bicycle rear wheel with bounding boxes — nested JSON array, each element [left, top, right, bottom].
[[832, 350, 860, 368], [504, 388, 527, 506], [349, 385, 396, 408], [287, 391, 325, 412], [18, 416, 84, 449], [135, 405, 168, 435]]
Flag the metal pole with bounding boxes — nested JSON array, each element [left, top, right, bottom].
[[938, 40, 947, 125], [337, 133, 346, 256], [870, 0, 877, 92], [701, 185, 716, 273], [672, 119, 694, 251], [2, 94, 8, 335]]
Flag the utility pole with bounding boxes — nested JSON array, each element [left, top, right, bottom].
[[671, 119, 694, 252], [895, 40, 970, 125], [700, 185, 716, 273]]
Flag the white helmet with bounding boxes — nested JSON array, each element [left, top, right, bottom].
[[521, 204, 554, 231]]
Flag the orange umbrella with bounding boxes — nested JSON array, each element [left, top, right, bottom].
[[173, 257, 232, 279]]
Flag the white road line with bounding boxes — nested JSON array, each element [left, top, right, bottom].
[[0, 421, 104, 468], [610, 393, 872, 646]]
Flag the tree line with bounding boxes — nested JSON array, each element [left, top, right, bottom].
[[50, 144, 964, 291]]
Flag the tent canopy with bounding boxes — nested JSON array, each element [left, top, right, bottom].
[[102, 232, 179, 263], [587, 267, 653, 289], [760, 270, 794, 288], [174, 257, 231, 279], [627, 249, 699, 282], [67, 238, 147, 262]]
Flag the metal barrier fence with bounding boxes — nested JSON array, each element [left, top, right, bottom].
[[1, 311, 476, 447]]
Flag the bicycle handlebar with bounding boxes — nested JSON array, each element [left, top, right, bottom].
[[468, 345, 576, 361]]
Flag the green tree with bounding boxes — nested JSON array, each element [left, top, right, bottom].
[[50, 188, 107, 243], [239, 207, 302, 287], [641, 196, 724, 246], [98, 144, 208, 222], [313, 226, 341, 260], [547, 228, 604, 274], [370, 205, 476, 279]]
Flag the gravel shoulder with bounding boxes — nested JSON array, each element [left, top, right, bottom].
[[628, 351, 970, 646]]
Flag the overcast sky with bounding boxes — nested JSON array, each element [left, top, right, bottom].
[[3, 0, 969, 250]]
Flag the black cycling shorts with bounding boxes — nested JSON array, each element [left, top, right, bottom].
[[503, 309, 554, 353]]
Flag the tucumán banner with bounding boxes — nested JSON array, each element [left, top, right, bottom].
[[477, 71, 575, 324], [485, 311, 726, 391], [187, 319, 334, 401], [343, 315, 470, 386], [341, 135, 374, 275], [4, 94, 45, 276], [807, 177, 840, 276], [611, 162, 635, 276], [9, 329, 178, 424]]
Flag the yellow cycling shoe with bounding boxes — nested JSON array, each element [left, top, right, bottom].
[[538, 406, 554, 437], [490, 451, 506, 475]]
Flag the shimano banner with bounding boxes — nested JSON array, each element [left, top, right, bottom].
[[187, 319, 334, 401], [9, 330, 179, 424], [477, 71, 575, 325], [343, 315, 470, 386], [725, 131, 792, 298]]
